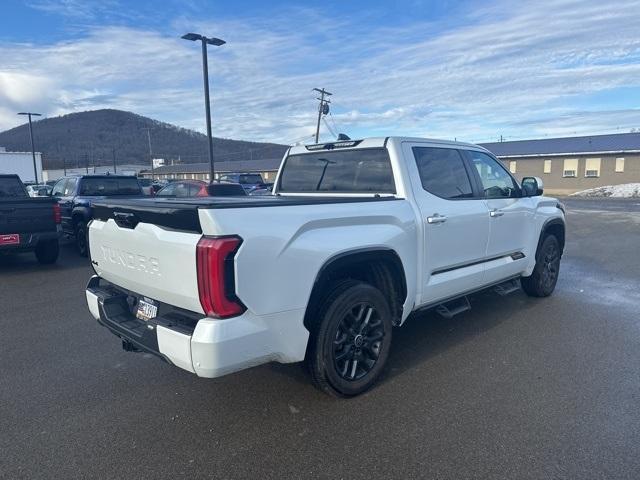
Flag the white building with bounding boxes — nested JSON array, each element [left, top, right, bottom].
[[0, 147, 43, 183]]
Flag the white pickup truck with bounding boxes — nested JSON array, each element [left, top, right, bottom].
[[85, 137, 565, 397]]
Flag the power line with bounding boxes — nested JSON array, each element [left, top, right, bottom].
[[322, 116, 337, 139]]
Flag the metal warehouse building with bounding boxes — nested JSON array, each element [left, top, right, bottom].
[[481, 132, 640, 195], [140, 158, 281, 182]]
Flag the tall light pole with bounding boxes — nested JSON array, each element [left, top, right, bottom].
[[143, 127, 154, 180], [17, 112, 41, 183], [181, 32, 225, 183]]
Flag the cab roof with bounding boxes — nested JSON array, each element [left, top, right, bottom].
[[287, 136, 488, 155]]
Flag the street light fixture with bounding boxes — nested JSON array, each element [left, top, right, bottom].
[[17, 112, 42, 183], [181, 32, 225, 183]]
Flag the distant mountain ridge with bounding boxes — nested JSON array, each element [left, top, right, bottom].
[[0, 109, 288, 170]]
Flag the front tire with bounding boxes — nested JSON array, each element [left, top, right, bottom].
[[35, 239, 59, 264], [75, 221, 88, 257], [521, 234, 561, 297], [306, 280, 393, 397]]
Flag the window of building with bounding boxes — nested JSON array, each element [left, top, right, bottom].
[[563, 159, 578, 178], [509, 161, 517, 173], [615, 157, 625, 173], [543, 159, 552, 174], [585, 158, 601, 178]]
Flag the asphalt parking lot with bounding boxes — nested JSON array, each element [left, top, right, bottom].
[[1, 198, 639, 479]]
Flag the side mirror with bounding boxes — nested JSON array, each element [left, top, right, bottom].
[[521, 176, 544, 197]]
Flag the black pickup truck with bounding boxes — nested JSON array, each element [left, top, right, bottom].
[[51, 175, 143, 256], [0, 174, 60, 264]]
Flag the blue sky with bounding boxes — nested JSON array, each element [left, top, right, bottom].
[[1, 0, 639, 144]]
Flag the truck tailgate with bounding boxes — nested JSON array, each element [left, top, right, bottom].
[[89, 218, 204, 314], [0, 198, 56, 235]]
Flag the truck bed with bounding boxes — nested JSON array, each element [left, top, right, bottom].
[[92, 195, 400, 233]]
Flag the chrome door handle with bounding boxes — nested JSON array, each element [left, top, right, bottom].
[[427, 214, 448, 224], [489, 209, 504, 217]]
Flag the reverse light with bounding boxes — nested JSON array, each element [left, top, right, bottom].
[[53, 203, 62, 224], [196, 236, 245, 318]]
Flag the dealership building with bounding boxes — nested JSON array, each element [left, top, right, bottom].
[[137, 133, 639, 195], [481, 132, 640, 195]]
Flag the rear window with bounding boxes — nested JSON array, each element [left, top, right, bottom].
[[278, 149, 395, 193], [0, 177, 27, 197], [208, 183, 247, 196], [238, 174, 263, 184], [79, 177, 141, 195]]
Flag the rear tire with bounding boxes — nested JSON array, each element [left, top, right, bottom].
[[35, 239, 59, 264], [521, 234, 561, 297], [75, 221, 88, 257], [305, 280, 393, 397]]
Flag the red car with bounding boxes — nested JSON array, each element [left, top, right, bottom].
[[155, 180, 247, 197]]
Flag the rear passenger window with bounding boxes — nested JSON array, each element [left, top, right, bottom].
[[412, 147, 474, 199]]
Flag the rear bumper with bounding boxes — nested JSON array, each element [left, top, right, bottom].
[[85, 276, 309, 378], [0, 228, 60, 253]]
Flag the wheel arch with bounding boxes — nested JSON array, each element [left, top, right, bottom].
[[71, 207, 91, 226], [304, 247, 408, 330], [537, 218, 565, 258]]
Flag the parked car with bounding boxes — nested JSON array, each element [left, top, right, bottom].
[[155, 180, 247, 197], [136, 178, 164, 195], [51, 175, 143, 256], [217, 172, 265, 192], [26, 184, 53, 197], [0, 174, 60, 264], [85, 137, 565, 397], [248, 183, 273, 195]]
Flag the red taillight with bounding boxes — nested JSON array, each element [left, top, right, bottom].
[[53, 203, 61, 224], [196, 236, 244, 318], [196, 185, 208, 197]]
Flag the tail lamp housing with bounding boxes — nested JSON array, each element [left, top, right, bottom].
[[196, 236, 245, 318], [53, 203, 62, 224]]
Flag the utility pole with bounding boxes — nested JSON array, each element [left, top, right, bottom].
[[63, 157, 67, 176], [313, 88, 332, 143], [112, 148, 117, 174], [144, 128, 154, 180], [17, 112, 41, 183], [85, 153, 89, 174]]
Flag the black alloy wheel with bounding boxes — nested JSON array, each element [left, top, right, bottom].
[[332, 303, 385, 381], [521, 234, 561, 297], [306, 280, 393, 397]]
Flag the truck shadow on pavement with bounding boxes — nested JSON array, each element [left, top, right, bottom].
[[266, 287, 534, 392], [0, 243, 88, 274]]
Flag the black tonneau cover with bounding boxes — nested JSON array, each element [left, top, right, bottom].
[[92, 195, 399, 233]]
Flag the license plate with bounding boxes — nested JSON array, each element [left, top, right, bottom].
[[0, 234, 20, 246], [136, 297, 158, 321]]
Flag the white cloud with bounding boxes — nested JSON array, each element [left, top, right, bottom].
[[1, 0, 640, 144]]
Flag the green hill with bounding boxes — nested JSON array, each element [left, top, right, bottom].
[[0, 109, 288, 169]]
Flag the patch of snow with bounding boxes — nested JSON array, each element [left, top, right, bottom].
[[570, 183, 640, 198]]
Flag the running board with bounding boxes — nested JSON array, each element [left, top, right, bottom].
[[494, 278, 521, 296], [435, 296, 471, 319]]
